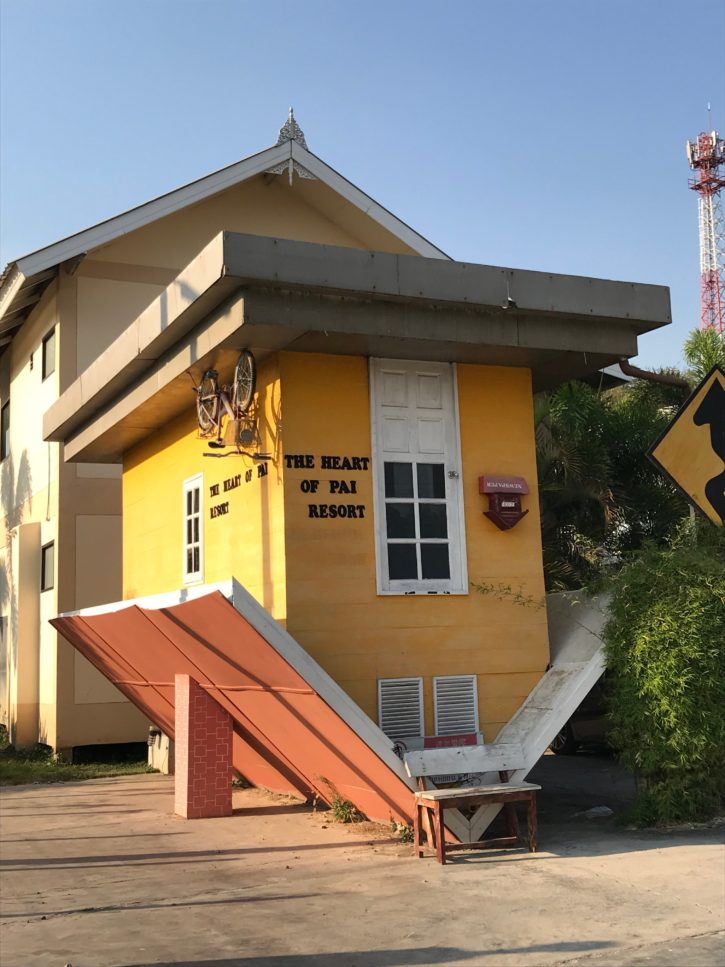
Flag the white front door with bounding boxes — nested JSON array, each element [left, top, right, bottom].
[[370, 358, 467, 594]]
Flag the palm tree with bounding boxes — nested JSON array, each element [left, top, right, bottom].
[[535, 379, 688, 590], [536, 382, 613, 589], [683, 328, 725, 383]]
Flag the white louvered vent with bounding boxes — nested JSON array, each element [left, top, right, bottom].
[[434, 675, 478, 736], [378, 677, 424, 739]]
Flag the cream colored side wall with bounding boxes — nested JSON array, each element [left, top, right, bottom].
[[76, 277, 164, 373], [76, 175, 419, 367], [123, 356, 286, 617], [6, 288, 59, 509], [94, 176, 417, 268], [281, 353, 549, 740], [0, 278, 141, 747], [74, 515, 125, 704], [0, 350, 10, 725], [1, 286, 61, 744]]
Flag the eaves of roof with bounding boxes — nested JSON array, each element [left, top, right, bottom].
[[0, 139, 449, 340], [43, 231, 672, 464]]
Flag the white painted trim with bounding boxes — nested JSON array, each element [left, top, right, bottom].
[[291, 143, 449, 261], [0, 267, 24, 323], [58, 578, 236, 618], [182, 473, 204, 585], [450, 363, 468, 593], [368, 358, 385, 596], [3, 141, 449, 320], [14, 144, 290, 280], [369, 357, 468, 595]]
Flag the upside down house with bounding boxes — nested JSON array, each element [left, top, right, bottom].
[[38, 114, 670, 828]]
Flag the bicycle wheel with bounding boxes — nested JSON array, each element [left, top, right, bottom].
[[232, 350, 256, 415], [196, 371, 218, 434]]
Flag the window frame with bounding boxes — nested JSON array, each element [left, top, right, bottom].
[[182, 474, 204, 585], [0, 401, 8, 462], [433, 674, 479, 737], [41, 541, 55, 592], [42, 327, 56, 381], [369, 358, 468, 596]]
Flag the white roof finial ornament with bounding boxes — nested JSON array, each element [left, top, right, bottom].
[[276, 107, 308, 150]]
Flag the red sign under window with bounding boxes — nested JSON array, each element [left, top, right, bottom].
[[424, 733, 477, 749]]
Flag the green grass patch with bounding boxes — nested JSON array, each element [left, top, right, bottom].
[[0, 728, 155, 786]]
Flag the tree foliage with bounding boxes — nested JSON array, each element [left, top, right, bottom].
[[536, 331, 725, 824], [536, 378, 687, 590], [603, 524, 725, 824], [683, 328, 725, 382]]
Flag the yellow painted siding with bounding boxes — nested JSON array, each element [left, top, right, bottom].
[[280, 354, 549, 739], [121, 351, 549, 741], [123, 356, 286, 618]]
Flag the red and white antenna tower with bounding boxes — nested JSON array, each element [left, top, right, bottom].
[[686, 120, 725, 334]]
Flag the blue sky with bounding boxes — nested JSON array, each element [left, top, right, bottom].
[[1, 0, 723, 369]]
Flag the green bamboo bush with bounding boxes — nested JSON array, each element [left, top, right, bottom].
[[603, 523, 725, 825]]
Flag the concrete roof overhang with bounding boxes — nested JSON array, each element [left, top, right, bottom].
[[44, 231, 672, 463]]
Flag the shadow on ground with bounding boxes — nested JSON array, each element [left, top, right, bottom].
[[126, 941, 616, 966]]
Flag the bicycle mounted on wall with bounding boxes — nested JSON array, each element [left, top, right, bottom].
[[192, 350, 269, 459]]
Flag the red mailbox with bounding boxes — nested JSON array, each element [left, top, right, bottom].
[[479, 475, 529, 530]]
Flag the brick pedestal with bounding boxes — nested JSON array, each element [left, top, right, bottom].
[[174, 674, 233, 819]]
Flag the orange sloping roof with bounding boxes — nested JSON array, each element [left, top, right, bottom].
[[51, 585, 416, 826]]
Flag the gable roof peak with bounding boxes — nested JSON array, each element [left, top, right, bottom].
[[277, 107, 308, 149]]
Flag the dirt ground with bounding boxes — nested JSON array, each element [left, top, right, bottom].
[[1, 753, 723, 967]]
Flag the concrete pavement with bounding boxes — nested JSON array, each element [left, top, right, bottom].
[[1, 754, 723, 967]]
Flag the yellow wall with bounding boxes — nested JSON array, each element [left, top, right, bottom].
[[281, 354, 548, 740], [122, 351, 549, 741], [123, 356, 286, 617]]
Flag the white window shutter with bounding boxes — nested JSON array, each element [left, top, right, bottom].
[[378, 678, 424, 739], [434, 675, 478, 736]]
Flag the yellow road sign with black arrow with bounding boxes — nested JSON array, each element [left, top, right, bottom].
[[648, 365, 725, 526]]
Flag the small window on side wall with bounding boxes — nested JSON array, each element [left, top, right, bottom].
[[42, 328, 56, 380], [183, 474, 203, 584], [41, 542, 55, 592], [1, 402, 9, 461]]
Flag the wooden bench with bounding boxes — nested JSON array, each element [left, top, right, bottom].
[[403, 742, 541, 864]]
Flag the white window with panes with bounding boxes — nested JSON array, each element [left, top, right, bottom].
[[370, 358, 467, 594], [182, 474, 204, 584]]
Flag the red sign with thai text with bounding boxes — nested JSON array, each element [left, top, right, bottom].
[[479, 475, 529, 495]]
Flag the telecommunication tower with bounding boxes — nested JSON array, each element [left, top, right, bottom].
[[686, 125, 725, 334]]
